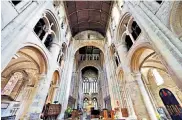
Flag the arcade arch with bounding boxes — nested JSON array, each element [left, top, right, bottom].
[[1, 46, 48, 119], [130, 46, 182, 119]]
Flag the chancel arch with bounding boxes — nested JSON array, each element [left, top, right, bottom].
[[1, 46, 48, 119]]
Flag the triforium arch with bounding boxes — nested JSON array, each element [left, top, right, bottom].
[[170, 1, 182, 40], [1, 46, 48, 119], [116, 12, 142, 51], [117, 12, 131, 44], [45, 9, 60, 38], [33, 9, 60, 50], [45, 70, 60, 104], [129, 44, 182, 119]]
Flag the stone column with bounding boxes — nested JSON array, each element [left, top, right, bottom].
[[41, 29, 50, 43], [26, 74, 50, 119], [133, 73, 158, 120]]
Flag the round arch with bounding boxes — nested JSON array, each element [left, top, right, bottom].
[[2, 45, 49, 75], [73, 42, 105, 55], [79, 64, 101, 73], [1, 45, 49, 119], [116, 12, 131, 43], [81, 66, 99, 74], [45, 9, 60, 36], [128, 42, 154, 73]]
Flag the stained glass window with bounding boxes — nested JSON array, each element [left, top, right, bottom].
[[2, 72, 23, 95]]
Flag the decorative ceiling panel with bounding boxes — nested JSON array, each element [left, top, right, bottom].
[[64, 1, 113, 37]]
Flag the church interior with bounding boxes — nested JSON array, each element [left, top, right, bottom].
[[1, 0, 182, 120]]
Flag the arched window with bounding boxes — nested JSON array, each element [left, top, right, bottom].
[[82, 67, 98, 94], [83, 98, 89, 108], [82, 77, 98, 94], [2, 72, 23, 96], [92, 98, 98, 109], [83, 78, 90, 94], [93, 78, 97, 93], [159, 88, 182, 119], [123, 19, 141, 51], [34, 12, 58, 50]]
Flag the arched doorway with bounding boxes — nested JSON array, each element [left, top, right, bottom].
[[159, 88, 182, 120], [1, 46, 47, 119]]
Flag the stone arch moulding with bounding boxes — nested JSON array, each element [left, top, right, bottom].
[[129, 42, 182, 89], [116, 12, 131, 43], [73, 43, 105, 56], [45, 9, 60, 35], [79, 65, 101, 74], [17, 43, 50, 74], [128, 42, 158, 73]]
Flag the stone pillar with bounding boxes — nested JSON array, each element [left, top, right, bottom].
[[57, 53, 74, 119], [26, 74, 50, 119], [41, 29, 50, 43], [133, 73, 158, 120]]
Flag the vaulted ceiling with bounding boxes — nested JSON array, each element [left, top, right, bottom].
[[64, 1, 113, 37]]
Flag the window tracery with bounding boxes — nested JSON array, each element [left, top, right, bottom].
[[92, 98, 98, 109], [82, 68, 98, 94], [83, 98, 89, 108]]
